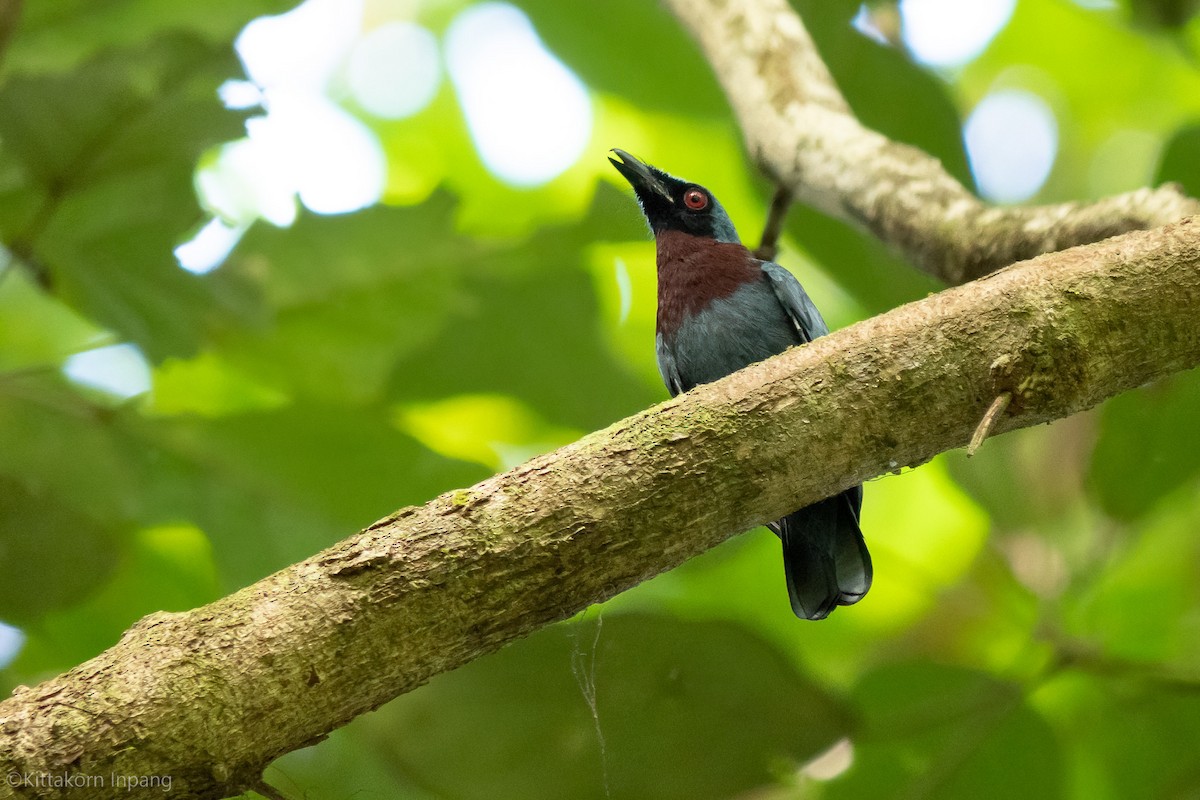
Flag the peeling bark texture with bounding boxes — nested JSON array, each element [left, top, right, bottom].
[[661, 0, 1200, 283], [3, 219, 1200, 799]]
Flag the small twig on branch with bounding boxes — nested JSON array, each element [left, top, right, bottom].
[[754, 184, 792, 261], [967, 392, 1013, 457], [252, 780, 292, 800]]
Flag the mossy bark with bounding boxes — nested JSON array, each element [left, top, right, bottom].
[[3, 218, 1200, 799]]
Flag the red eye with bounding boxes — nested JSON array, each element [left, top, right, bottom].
[[683, 189, 708, 210]]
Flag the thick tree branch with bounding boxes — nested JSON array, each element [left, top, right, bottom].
[[661, 0, 1200, 283], [3, 218, 1200, 799]]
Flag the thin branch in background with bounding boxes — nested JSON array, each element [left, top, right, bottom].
[[661, 0, 1200, 283], [754, 184, 792, 262]]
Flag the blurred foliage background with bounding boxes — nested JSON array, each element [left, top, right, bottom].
[[2, 0, 1200, 797]]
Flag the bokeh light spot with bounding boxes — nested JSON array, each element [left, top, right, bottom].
[[802, 737, 855, 781], [445, 3, 592, 186], [0, 622, 24, 670], [613, 257, 632, 325], [246, 92, 387, 215], [900, 0, 1015, 68], [964, 89, 1058, 203], [852, 4, 890, 45], [235, 0, 362, 93], [348, 22, 441, 119], [231, 0, 386, 217], [63, 343, 152, 399], [196, 137, 297, 229], [218, 79, 264, 110], [175, 218, 248, 274]]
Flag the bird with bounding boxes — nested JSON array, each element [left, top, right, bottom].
[[608, 148, 872, 620]]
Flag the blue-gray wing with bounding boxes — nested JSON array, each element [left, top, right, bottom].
[[761, 261, 829, 343], [655, 331, 686, 397]]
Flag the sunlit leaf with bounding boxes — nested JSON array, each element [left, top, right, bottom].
[[0, 268, 106, 371], [1032, 670, 1200, 799], [148, 351, 288, 417], [1065, 484, 1200, 665], [395, 393, 582, 471]]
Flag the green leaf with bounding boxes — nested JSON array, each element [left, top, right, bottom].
[[148, 403, 489, 586], [263, 725, 441, 800], [385, 259, 659, 428], [7, 523, 221, 681], [0, 35, 259, 360], [511, 0, 726, 115], [219, 199, 465, 405], [1065, 485, 1200, 665], [0, 374, 148, 524], [1089, 369, 1200, 520], [5, 0, 295, 74], [788, 207, 944, 313], [372, 191, 661, 428], [830, 663, 1063, 800], [1156, 122, 1200, 197], [378, 614, 852, 800], [1032, 671, 1200, 799], [1128, 0, 1200, 30], [0, 267, 106, 371], [0, 476, 119, 623]]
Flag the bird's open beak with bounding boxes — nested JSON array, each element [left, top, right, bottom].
[[609, 149, 672, 202]]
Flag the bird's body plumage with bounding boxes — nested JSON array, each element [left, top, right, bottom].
[[610, 149, 872, 620]]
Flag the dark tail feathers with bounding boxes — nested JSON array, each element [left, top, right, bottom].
[[770, 488, 872, 620]]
